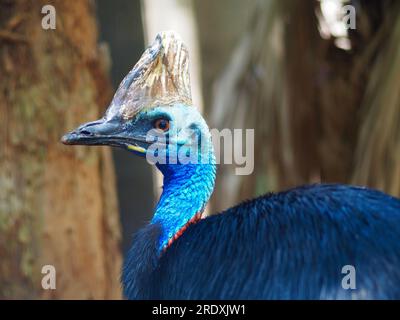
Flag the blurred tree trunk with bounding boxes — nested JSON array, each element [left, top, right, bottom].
[[0, 0, 122, 299], [202, 0, 400, 211], [193, 0, 254, 111], [351, 1, 400, 195]]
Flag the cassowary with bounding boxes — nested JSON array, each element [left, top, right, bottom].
[[62, 31, 400, 299]]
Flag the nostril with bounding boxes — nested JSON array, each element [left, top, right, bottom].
[[79, 130, 93, 136]]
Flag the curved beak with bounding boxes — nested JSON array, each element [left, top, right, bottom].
[[61, 117, 147, 154], [62, 118, 125, 147]]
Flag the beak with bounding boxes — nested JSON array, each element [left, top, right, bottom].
[[61, 117, 148, 154], [62, 115, 153, 157], [61, 117, 126, 147]]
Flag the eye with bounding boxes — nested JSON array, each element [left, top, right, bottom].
[[153, 119, 170, 132]]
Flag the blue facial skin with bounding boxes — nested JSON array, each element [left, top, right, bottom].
[[126, 104, 217, 251]]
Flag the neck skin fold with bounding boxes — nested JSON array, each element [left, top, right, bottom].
[[151, 152, 216, 252]]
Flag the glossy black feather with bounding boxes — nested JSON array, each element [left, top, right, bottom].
[[123, 184, 400, 299]]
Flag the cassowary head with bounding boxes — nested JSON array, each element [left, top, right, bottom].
[[62, 31, 213, 166]]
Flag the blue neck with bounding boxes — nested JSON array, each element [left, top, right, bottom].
[[152, 156, 216, 251]]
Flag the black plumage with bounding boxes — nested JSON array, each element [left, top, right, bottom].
[[123, 184, 400, 299]]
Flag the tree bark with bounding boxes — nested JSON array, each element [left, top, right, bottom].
[[0, 0, 122, 299]]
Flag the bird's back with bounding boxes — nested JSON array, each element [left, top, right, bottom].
[[124, 184, 400, 299]]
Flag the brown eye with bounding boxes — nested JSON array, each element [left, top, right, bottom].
[[154, 119, 170, 132]]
